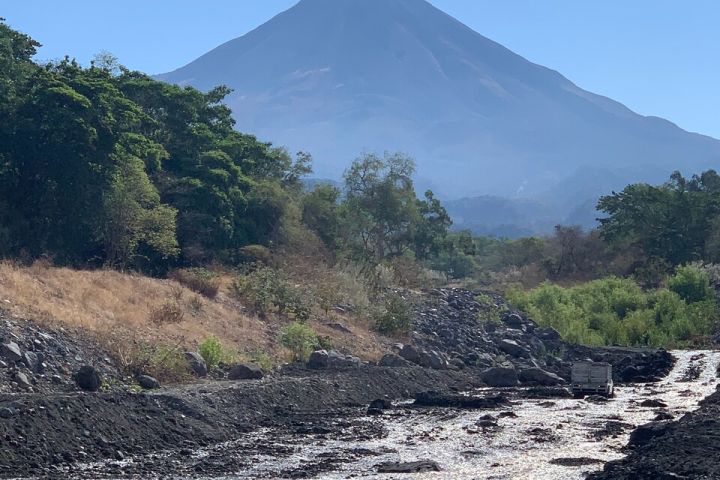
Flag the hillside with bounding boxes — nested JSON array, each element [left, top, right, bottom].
[[158, 0, 720, 208]]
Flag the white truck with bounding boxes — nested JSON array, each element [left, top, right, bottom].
[[571, 361, 614, 398]]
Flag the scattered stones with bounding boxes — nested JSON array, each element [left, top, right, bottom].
[[185, 352, 208, 377], [74, 365, 102, 391], [376, 460, 441, 473], [480, 365, 519, 387], [228, 363, 264, 380], [137, 375, 160, 389], [585, 395, 609, 403], [414, 390, 509, 409]]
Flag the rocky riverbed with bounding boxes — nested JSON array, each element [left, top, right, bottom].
[[0, 288, 711, 479]]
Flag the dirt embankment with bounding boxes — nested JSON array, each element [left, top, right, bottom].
[[0, 287, 678, 478], [588, 384, 720, 480]]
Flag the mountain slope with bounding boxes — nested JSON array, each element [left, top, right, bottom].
[[157, 0, 720, 200]]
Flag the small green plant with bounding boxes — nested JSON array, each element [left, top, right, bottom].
[[279, 322, 319, 362], [668, 264, 715, 303], [373, 292, 413, 335], [170, 268, 221, 299], [198, 336, 236, 369], [475, 292, 504, 323]]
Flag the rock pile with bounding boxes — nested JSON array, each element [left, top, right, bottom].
[[0, 313, 119, 393]]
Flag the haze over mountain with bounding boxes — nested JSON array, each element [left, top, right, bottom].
[[158, 0, 720, 234]]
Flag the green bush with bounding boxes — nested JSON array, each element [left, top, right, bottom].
[[668, 264, 715, 303], [509, 275, 720, 347], [231, 267, 312, 321], [198, 336, 235, 369], [373, 292, 413, 335], [279, 322, 319, 361]]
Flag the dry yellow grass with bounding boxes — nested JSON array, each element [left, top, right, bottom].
[[0, 261, 388, 368]]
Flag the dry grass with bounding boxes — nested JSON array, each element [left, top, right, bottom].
[[0, 260, 389, 370]]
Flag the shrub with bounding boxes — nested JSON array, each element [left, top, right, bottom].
[[170, 268, 221, 299], [510, 275, 720, 347], [668, 264, 715, 303], [279, 322, 319, 361], [198, 336, 235, 369], [122, 343, 191, 383], [373, 292, 413, 335], [149, 302, 185, 325], [231, 267, 312, 321]]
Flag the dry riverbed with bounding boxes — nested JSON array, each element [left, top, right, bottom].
[[53, 350, 717, 479]]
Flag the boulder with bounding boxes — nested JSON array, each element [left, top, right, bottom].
[[22, 351, 41, 373], [0, 342, 22, 363], [0, 407, 15, 419], [640, 399, 667, 408], [498, 339, 529, 358], [378, 353, 411, 367], [536, 327, 562, 341], [14, 372, 31, 389], [185, 352, 208, 377], [307, 350, 361, 369], [74, 365, 102, 391], [137, 375, 160, 389], [480, 366, 519, 387], [376, 460, 441, 473], [503, 313, 525, 329], [228, 363, 264, 380], [399, 344, 422, 364], [519, 367, 566, 386], [426, 350, 449, 370]]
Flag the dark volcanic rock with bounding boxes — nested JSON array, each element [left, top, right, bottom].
[[376, 460, 441, 473], [137, 375, 160, 389], [519, 367, 566, 386], [185, 352, 208, 377], [379, 353, 411, 367], [74, 365, 102, 392], [480, 365, 519, 387], [367, 398, 392, 415], [640, 399, 667, 408], [414, 390, 508, 409], [0, 341, 22, 362], [627, 421, 671, 447], [307, 350, 361, 369], [228, 363, 264, 380]]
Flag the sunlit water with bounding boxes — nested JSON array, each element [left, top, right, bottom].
[[226, 350, 718, 480]]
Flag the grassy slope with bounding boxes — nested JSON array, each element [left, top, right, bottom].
[[0, 261, 389, 371]]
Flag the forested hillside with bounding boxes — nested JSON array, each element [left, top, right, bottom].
[[2, 19, 720, 360]]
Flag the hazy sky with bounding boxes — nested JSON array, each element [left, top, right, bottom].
[[3, 0, 718, 138]]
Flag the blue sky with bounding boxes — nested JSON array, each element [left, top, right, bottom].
[[3, 0, 718, 138]]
